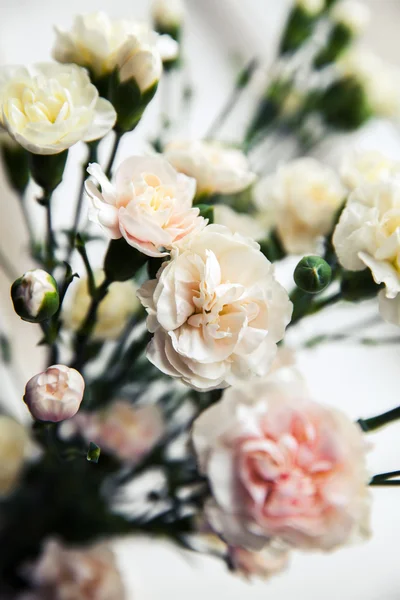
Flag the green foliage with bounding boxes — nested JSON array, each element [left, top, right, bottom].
[[104, 238, 148, 282], [1, 144, 30, 194]]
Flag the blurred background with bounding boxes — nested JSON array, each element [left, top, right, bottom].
[[1, 1, 400, 598]]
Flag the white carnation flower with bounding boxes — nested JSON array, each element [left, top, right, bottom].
[[137, 225, 292, 391], [165, 140, 256, 197], [0, 63, 115, 155], [340, 150, 400, 191], [331, 1, 371, 36], [333, 178, 400, 324], [53, 12, 177, 91], [254, 158, 345, 254], [338, 48, 400, 119]]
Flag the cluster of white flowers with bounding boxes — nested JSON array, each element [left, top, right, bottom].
[[334, 151, 400, 326]]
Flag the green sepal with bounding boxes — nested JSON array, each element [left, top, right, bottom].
[[29, 150, 68, 195], [108, 70, 158, 133], [196, 204, 214, 224], [1, 144, 30, 194], [104, 238, 148, 282]]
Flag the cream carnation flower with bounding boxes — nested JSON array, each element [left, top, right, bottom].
[[192, 367, 371, 551], [165, 140, 256, 197], [254, 158, 345, 254], [331, 1, 371, 36], [137, 225, 292, 391], [63, 272, 139, 340], [333, 178, 400, 325], [0, 416, 31, 496], [213, 205, 266, 242], [296, 0, 324, 15], [85, 155, 206, 257], [338, 49, 400, 119], [0, 63, 116, 155], [340, 150, 400, 191], [25, 540, 126, 600], [53, 12, 177, 91], [152, 0, 184, 30]]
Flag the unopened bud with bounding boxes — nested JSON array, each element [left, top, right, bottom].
[[294, 256, 332, 293], [11, 269, 59, 323], [24, 365, 85, 422]]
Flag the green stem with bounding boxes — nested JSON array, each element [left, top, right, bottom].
[[205, 58, 258, 140], [43, 193, 56, 272], [76, 236, 96, 297], [370, 470, 400, 486], [65, 142, 98, 266], [358, 406, 400, 433], [289, 289, 342, 328], [71, 278, 112, 371], [105, 131, 123, 179], [0, 246, 17, 280]]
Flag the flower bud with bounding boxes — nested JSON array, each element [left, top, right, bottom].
[[24, 365, 85, 422], [280, 0, 324, 55], [318, 76, 372, 130], [152, 0, 184, 40], [331, 1, 370, 36], [294, 256, 332, 294], [11, 269, 60, 323]]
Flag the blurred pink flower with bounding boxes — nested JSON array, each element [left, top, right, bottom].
[[64, 400, 164, 463], [22, 539, 126, 600]]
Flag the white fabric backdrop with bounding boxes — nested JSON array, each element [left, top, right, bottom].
[[1, 1, 400, 598]]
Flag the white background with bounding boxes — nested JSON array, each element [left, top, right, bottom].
[[1, 1, 400, 598]]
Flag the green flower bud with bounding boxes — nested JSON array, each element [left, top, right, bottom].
[[318, 76, 373, 130], [294, 256, 332, 294], [11, 269, 59, 323], [280, 2, 323, 56]]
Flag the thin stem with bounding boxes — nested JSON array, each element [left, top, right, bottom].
[[205, 58, 258, 139], [70, 278, 111, 371], [44, 194, 56, 272], [289, 290, 342, 329], [104, 131, 123, 179], [0, 246, 18, 280], [65, 142, 98, 267], [370, 470, 400, 483], [19, 192, 36, 254], [358, 406, 400, 433], [76, 236, 96, 297]]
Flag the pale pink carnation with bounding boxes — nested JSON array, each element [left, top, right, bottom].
[[193, 367, 371, 552], [228, 540, 290, 581], [22, 539, 126, 600], [85, 155, 206, 257], [24, 365, 85, 423], [64, 400, 164, 463]]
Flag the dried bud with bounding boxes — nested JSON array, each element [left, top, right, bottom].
[[24, 365, 85, 422], [11, 269, 59, 323], [294, 256, 332, 293]]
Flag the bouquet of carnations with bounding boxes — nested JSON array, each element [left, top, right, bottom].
[[1, 0, 400, 597]]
